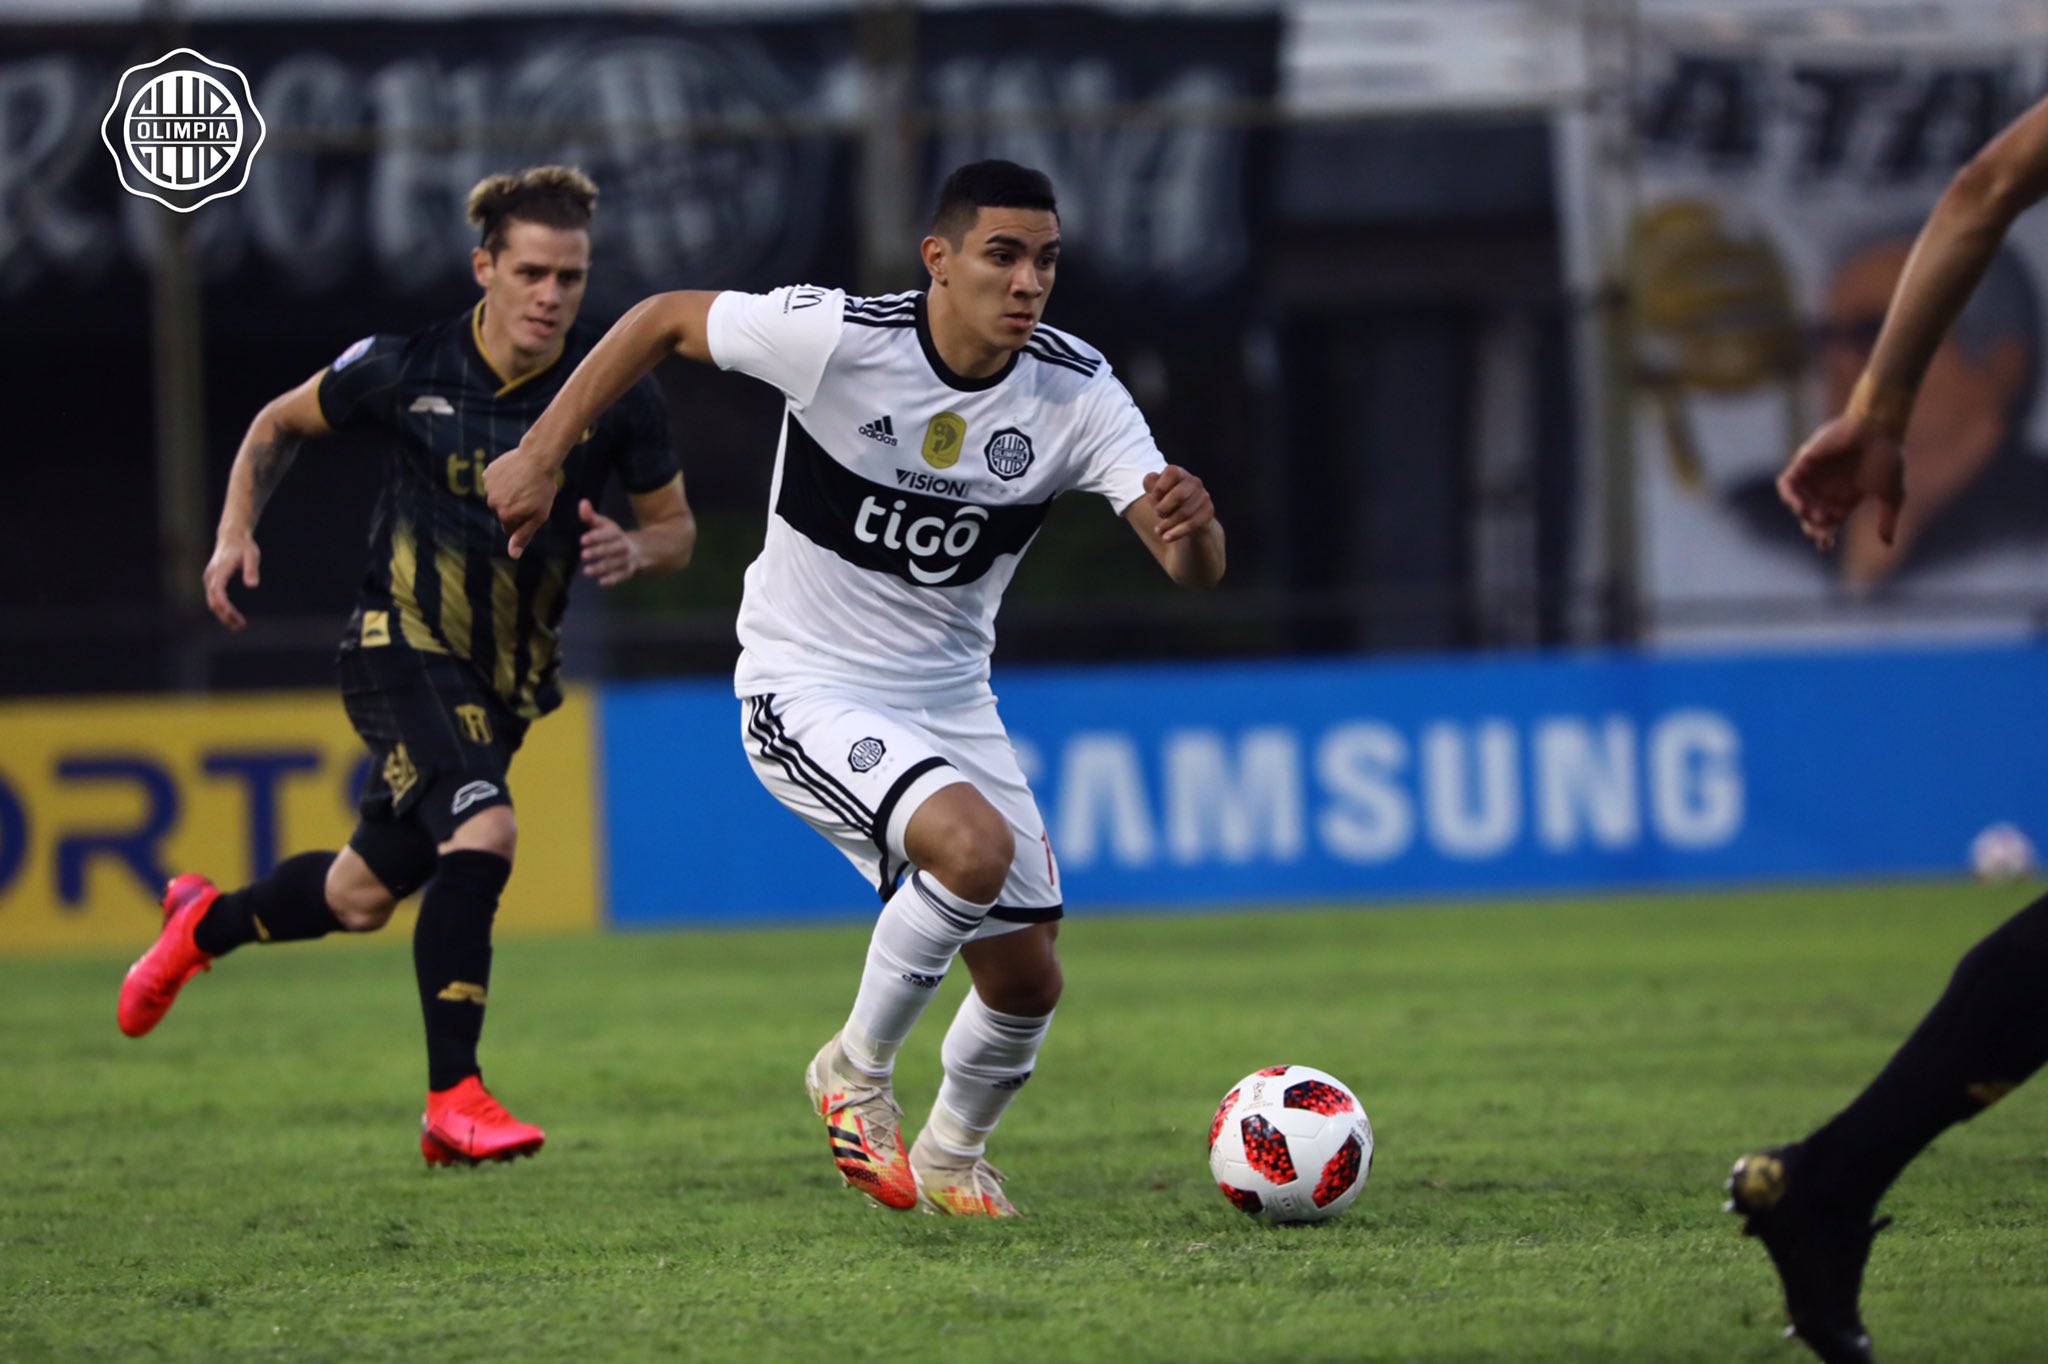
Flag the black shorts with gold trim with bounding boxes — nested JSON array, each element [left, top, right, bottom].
[[340, 646, 526, 844]]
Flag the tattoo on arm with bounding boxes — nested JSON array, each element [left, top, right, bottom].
[[246, 431, 304, 519]]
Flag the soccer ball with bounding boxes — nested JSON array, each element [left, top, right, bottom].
[[1970, 822, 2037, 883], [1208, 1064, 1373, 1224]]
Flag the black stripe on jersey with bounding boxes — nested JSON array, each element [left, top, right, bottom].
[[747, 696, 872, 836], [747, 696, 877, 838], [843, 313, 918, 330], [749, 702, 871, 838], [1022, 344, 1098, 377], [846, 292, 918, 316], [1029, 326, 1094, 366], [774, 419, 1052, 587], [758, 695, 878, 832]]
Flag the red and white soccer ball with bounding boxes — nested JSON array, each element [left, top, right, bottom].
[[1208, 1064, 1373, 1224]]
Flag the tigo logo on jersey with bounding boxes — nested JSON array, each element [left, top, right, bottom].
[[984, 428, 1034, 481], [101, 49, 266, 213], [922, 412, 967, 469], [848, 738, 886, 772], [853, 498, 990, 584]]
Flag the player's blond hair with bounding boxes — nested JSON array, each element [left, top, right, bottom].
[[467, 166, 599, 255]]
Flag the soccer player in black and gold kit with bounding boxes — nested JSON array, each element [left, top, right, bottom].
[[1725, 95, 2048, 1364], [117, 167, 696, 1166]]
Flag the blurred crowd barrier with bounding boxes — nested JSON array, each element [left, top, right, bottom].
[[10, 642, 2045, 953]]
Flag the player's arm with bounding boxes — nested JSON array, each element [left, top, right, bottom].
[[1780, 93, 2048, 549], [206, 370, 334, 631], [1123, 466, 1226, 589], [486, 290, 723, 557], [577, 476, 698, 588]]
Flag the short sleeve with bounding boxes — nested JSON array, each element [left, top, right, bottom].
[[315, 334, 405, 433], [612, 373, 681, 495], [1071, 368, 1168, 514], [705, 286, 846, 409]]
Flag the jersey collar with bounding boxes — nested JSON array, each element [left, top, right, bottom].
[[914, 292, 1019, 393], [469, 301, 566, 398]]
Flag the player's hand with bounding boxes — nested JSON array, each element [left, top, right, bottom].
[[578, 499, 644, 587], [1143, 465, 1214, 544], [1777, 414, 1906, 552], [484, 443, 560, 559], [202, 533, 260, 631]]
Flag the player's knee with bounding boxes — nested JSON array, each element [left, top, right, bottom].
[[326, 881, 397, 932], [444, 805, 517, 862], [1004, 959, 1063, 1016], [931, 811, 1013, 905], [323, 849, 399, 931]]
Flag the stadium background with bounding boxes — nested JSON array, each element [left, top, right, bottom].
[[7, 0, 2048, 953]]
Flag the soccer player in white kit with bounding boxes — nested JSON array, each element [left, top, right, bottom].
[[486, 161, 1226, 1215]]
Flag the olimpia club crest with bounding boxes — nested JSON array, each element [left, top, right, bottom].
[[102, 49, 266, 213], [983, 427, 1034, 481]]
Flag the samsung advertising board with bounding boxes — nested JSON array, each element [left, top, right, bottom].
[[602, 646, 2048, 924]]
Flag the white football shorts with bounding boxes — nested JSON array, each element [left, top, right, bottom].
[[739, 690, 1062, 934]]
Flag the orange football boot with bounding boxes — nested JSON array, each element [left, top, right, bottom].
[[420, 1076, 546, 1166], [910, 1131, 1019, 1217], [804, 1033, 917, 1209], [117, 874, 218, 1038]]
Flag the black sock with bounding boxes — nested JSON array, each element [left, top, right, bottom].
[[193, 852, 343, 957], [415, 849, 512, 1093], [1802, 892, 2048, 1211]]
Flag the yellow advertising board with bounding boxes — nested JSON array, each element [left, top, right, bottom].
[[0, 689, 600, 953]]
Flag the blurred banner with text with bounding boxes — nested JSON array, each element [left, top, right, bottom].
[[0, 690, 600, 952]]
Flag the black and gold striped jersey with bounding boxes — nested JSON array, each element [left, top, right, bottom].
[[318, 302, 678, 720]]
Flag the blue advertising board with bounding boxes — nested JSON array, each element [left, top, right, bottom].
[[601, 646, 2048, 925]]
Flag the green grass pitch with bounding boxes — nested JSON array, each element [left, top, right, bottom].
[[4, 884, 2045, 1363]]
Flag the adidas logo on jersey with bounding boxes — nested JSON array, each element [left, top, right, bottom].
[[858, 415, 898, 446]]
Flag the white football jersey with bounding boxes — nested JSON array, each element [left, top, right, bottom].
[[706, 286, 1166, 702]]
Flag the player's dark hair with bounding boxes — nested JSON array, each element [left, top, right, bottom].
[[467, 166, 599, 256], [930, 160, 1058, 245]]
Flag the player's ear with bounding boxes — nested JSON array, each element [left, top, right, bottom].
[[921, 235, 948, 286], [471, 245, 493, 290]]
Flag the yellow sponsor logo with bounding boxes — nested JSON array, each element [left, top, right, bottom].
[[454, 704, 493, 746], [436, 981, 488, 1005], [1968, 1080, 2017, 1108], [382, 742, 418, 803], [922, 411, 967, 470], [0, 690, 603, 953]]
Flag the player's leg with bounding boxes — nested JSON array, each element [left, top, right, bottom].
[[840, 782, 1015, 1078], [382, 658, 537, 1167], [904, 693, 1064, 1216], [911, 921, 1061, 1217], [415, 801, 538, 1166], [1728, 891, 2048, 1363], [115, 695, 432, 1040], [742, 693, 972, 1208]]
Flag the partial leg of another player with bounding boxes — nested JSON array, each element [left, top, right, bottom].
[[910, 921, 1061, 1217], [1728, 891, 2048, 1364], [117, 842, 414, 1038], [416, 804, 544, 1167], [807, 781, 1013, 1210]]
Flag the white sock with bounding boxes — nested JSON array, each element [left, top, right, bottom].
[[929, 989, 1052, 1158], [841, 871, 992, 1078]]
